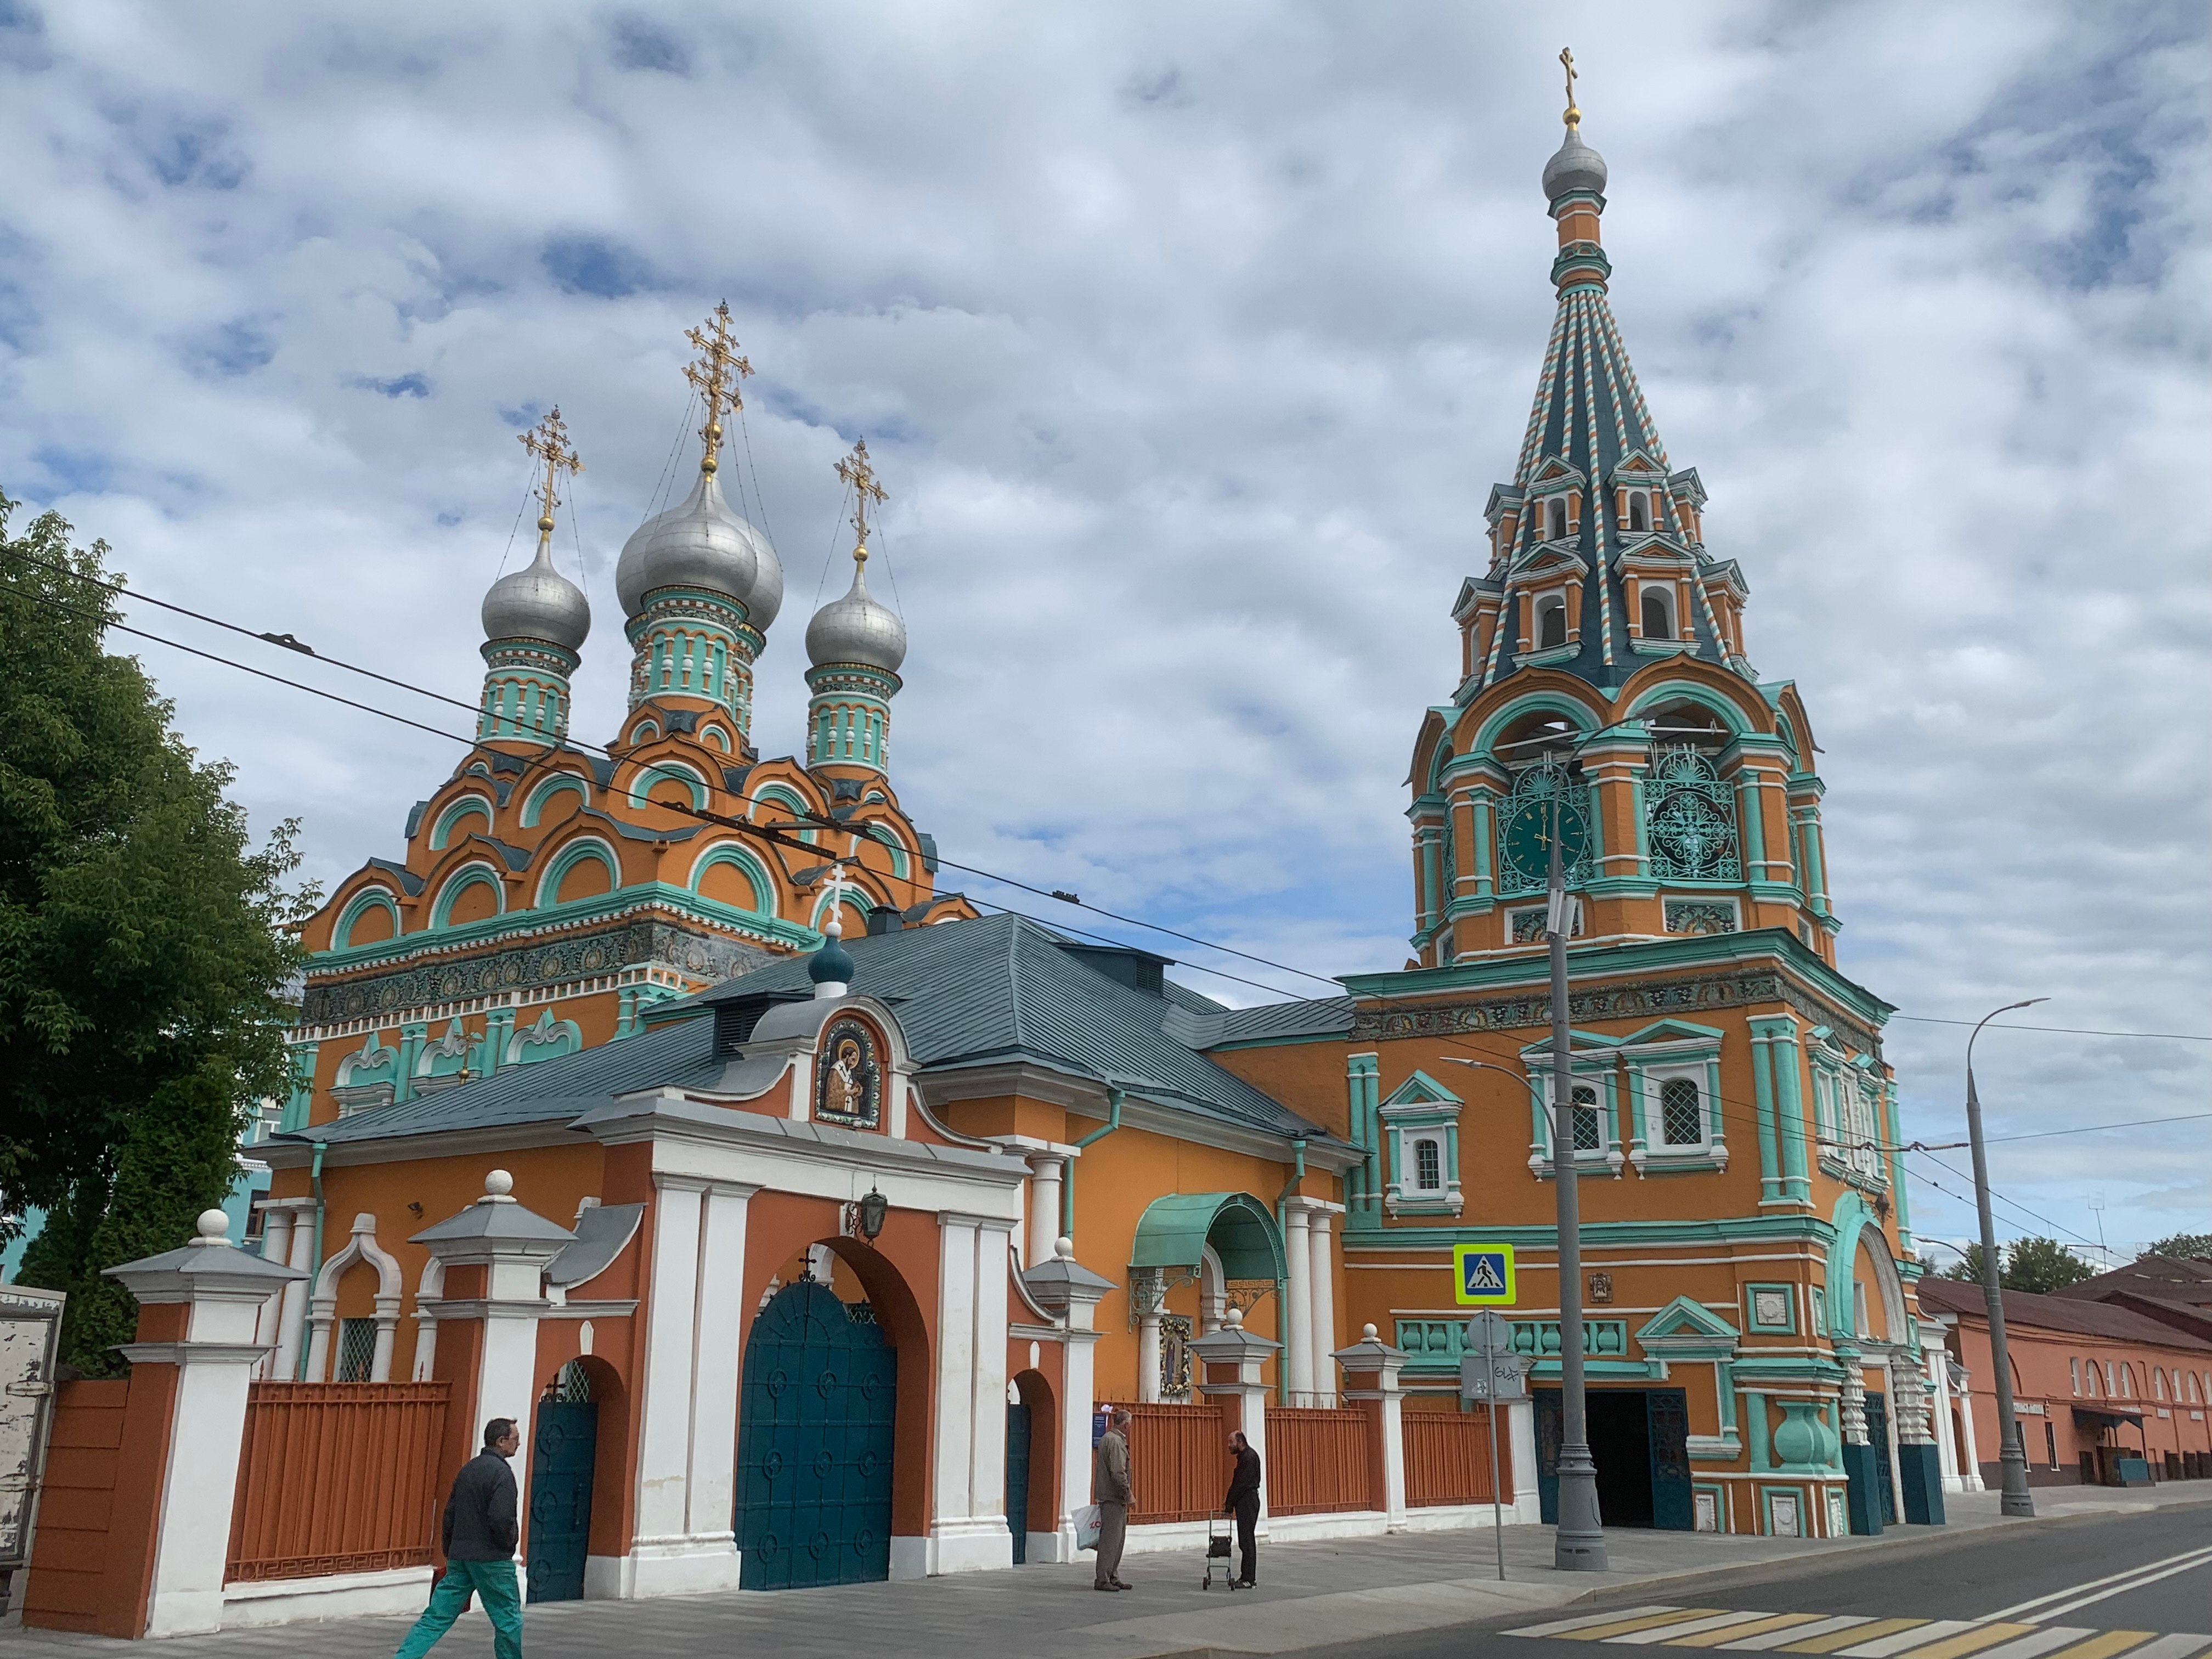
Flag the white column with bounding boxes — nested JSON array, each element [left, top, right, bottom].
[[1283, 1206, 1313, 1406], [629, 1175, 716, 1589], [1955, 1362, 1985, 1492], [1025, 1152, 1067, 1270], [1135, 1273, 1162, 1405], [1062, 1330, 1098, 1521], [1506, 1397, 1542, 1524], [276, 1203, 314, 1378], [686, 1182, 756, 1547], [254, 1205, 294, 1373], [1929, 1345, 1961, 1488], [1308, 1209, 1338, 1407]]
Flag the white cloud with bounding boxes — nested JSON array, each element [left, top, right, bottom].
[[2, 0, 2204, 1255]]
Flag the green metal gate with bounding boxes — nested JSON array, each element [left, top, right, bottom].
[[735, 1278, 896, 1589], [525, 1375, 598, 1602]]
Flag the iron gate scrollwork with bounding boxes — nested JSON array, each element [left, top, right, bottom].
[[1643, 747, 1740, 882]]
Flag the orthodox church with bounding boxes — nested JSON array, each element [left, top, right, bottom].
[[127, 69, 1941, 1640]]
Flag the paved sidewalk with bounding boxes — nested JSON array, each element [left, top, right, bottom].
[[4, 1485, 2205, 1658]]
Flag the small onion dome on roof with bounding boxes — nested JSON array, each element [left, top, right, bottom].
[[808, 933, 855, 989], [805, 558, 906, 674], [481, 540, 590, 651], [614, 467, 785, 629], [1542, 126, 1607, 203]]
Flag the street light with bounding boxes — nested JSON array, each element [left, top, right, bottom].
[[1965, 996, 2047, 1519]]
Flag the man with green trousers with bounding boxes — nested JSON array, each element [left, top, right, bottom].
[[396, 1417, 525, 1659]]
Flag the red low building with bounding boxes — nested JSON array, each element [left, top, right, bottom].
[[1916, 1276, 2212, 1489]]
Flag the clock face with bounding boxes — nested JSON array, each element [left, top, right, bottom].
[[1503, 793, 1589, 879]]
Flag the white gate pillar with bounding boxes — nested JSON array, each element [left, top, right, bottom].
[[1022, 1238, 1115, 1564]]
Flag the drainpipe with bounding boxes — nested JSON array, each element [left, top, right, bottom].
[[1060, 1088, 1124, 1242], [295, 1140, 328, 1380], [1274, 1139, 1307, 1404]]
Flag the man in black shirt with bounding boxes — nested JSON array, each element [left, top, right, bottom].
[[395, 1418, 525, 1659], [1223, 1430, 1262, 1588]]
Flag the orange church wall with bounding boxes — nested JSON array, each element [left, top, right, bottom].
[[1205, 1045, 1353, 1134]]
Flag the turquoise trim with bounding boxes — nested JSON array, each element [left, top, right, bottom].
[[430, 864, 505, 929], [1468, 691, 1606, 758], [520, 772, 592, 828], [627, 760, 709, 812], [429, 795, 493, 850], [1744, 1282, 1798, 1334], [333, 887, 402, 951], [537, 837, 619, 907], [306, 879, 823, 973], [1338, 926, 1897, 1027], [1340, 1212, 1841, 1250], [1824, 1189, 1877, 1341], [687, 841, 775, 915], [280, 1042, 319, 1133], [1622, 679, 1759, 735]]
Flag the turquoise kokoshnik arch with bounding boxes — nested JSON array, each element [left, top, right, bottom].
[[428, 794, 494, 850], [429, 864, 504, 929], [332, 887, 402, 949], [535, 837, 620, 907], [520, 770, 592, 827], [625, 760, 709, 812], [688, 841, 776, 915]]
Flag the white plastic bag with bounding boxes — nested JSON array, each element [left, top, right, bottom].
[[1074, 1503, 1102, 1550]]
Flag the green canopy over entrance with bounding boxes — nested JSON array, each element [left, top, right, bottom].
[[1130, 1192, 1285, 1282]]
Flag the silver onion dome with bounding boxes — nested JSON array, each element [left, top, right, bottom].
[[805, 560, 906, 674], [481, 540, 590, 651], [614, 467, 785, 629], [1542, 127, 1607, 202]]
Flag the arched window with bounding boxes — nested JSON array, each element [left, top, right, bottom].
[[1641, 589, 1673, 640], [1548, 498, 1568, 540], [2153, 1368, 2168, 1400], [2119, 1363, 2135, 1397], [2070, 1358, 2081, 1396], [1537, 597, 1568, 650], [1571, 1085, 1602, 1152], [2082, 1358, 2098, 1396], [1628, 493, 1650, 532]]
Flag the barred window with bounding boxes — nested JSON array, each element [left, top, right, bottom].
[[1659, 1077, 1704, 1147], [336, 1316, 377, 1383], [1414, 1138, 1442, 1192], [1571, 1085, 1602, 1152]]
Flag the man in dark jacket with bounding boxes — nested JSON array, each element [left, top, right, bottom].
[[1223, 1430, 1262, 1588], [395, 1418, 524, 1659]]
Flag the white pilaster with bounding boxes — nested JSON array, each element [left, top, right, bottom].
[[1928, 1344, 1961, 1488], [923, 1211, 1014, 1576], [1283, 1205, 1313, 1405], [1018, 1238, 1114, 1566], [1135, 1273, 1162, 1406], [1506, 1397, 1542, 1523], [1307, 1207, 1339, 1407], [275, 1203, 314, 1380], [686, 1182, 756, 1546], [1954, 1359, 1985, 1492]]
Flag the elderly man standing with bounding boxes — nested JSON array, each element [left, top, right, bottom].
[[1092, 1406, 1134, 1591]]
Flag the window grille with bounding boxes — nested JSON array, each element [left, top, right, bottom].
[[336, 1317, 377, 1383], [1414, 1138, 1442, 1191], [1571, 1085, 1602, 1152], [1659, 1077, 1704, 1147], [550, 1358, 592, 1403], [1643, 747, 1741, 882]]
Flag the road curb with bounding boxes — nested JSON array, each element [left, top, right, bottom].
[[1555, 1494, 2212, 1609]]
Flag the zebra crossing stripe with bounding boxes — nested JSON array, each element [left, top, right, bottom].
[[1970, 1629, 2102, 1659], [1573, 1611, 1736, 1642], [1611, 1613, 1798, 1645], [1670, 1615, 1830, 1648], [1889, 1624, 2041, 1659], [1838, 1622, 1977, 1658], [1723, 1618, 1879, 1651], [2097, 1638, 2212, 1659], [1785, 1620, 1930, 1654], [1511, 1606, 1692, 1639], [2040, 1634, 2158, 1659]]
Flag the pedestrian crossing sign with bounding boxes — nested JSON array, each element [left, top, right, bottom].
[[1453, 1242, 1516, 1306]]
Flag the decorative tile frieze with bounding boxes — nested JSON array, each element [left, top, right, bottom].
[[300, 918, 775, 1025], [1351, 964, 1881, 1057]]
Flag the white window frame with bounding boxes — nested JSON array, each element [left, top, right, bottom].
[[1409, 1133, 1445, 1193], [1533, 590, 1570, 651], [1648, 1064, 1711, 1152]]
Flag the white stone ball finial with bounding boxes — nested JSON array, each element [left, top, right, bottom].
[[1362, 1322, 1379, 1342], [191, 1209, 230, 1246], [482, 1169, 517, 1203], [1054, 1237, 1075, 1260], [1225, 1306, 1245, 1328]]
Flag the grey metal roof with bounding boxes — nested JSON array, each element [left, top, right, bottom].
[[1210, 997, 1357, 1047], [281, 915, 1340, 1152]]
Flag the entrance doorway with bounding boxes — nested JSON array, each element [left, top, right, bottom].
[[1863, 1393, 1897, 1523], [1005, 1401, 1031, 1565], [1534, 1388, 1693, 1531], [526, 1362, 598, 1604], [736, 1277, 897, 1589]]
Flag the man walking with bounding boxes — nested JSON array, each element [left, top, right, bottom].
[[396, 1418, 526, 1659], [1093, 1406, 1133, 1591], [1223, 1429, 1262, 1588]]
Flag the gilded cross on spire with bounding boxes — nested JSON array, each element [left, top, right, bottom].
[[683, 301, 753, 477], [1560, 46, 1581, 132], [517, 407, 583, 549], [834, 437, 889, 566]]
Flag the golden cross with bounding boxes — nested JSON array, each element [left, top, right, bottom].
[[834, 437, 889, 563], [683, 301, 753, 476], [1560, 46, 1580, 131], [517, 407, 583, 545]]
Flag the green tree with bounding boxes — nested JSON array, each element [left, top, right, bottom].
[[1931, 1238, 2095, 1294], [2143, 1233, 2212, 1262], [2, 492, 314, 1373], [2003, 1235, 2096, 1295]]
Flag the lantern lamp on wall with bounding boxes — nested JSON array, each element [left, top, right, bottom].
[[858, 1186, 889, 1242]]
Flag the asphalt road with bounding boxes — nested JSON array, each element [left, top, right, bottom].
[[1310, 1504, 2212, 1659]]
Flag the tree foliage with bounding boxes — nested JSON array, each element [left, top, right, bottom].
[[2143, 1233, 2212, 1262], [1, 492, 314, 1372], [1934, 1237, 2096, 1295]]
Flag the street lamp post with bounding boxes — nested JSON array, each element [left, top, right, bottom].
[[1544, 788, 1607, 1571], [1965, 996, 2047, 1519]]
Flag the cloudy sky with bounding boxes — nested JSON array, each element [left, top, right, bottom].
[[3, 1, 2205, 1259]]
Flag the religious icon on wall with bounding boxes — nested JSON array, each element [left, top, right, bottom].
[[815, 1017, 882, 1128], [1587, 1271, 1613, 1305]]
